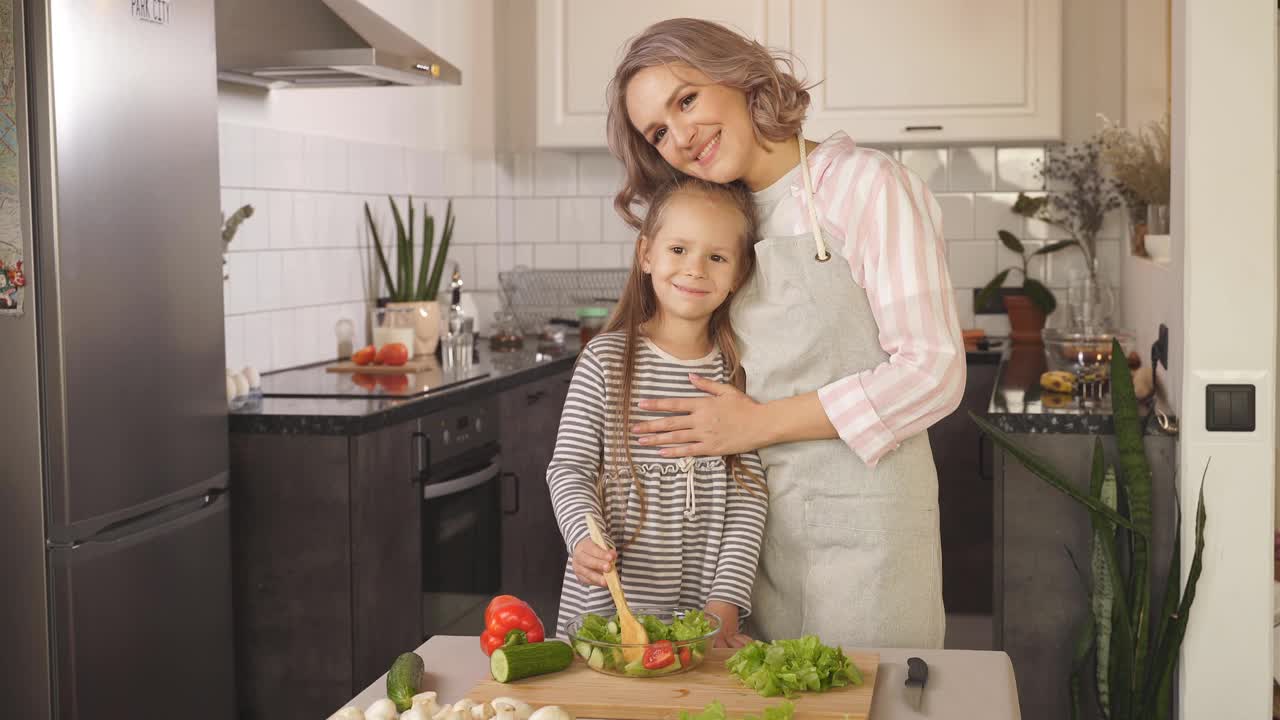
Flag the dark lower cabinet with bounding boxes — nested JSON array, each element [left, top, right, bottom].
[[498, 369, 573, 629], [230, 419, 422, 720], [929, 359, 1000, 617]]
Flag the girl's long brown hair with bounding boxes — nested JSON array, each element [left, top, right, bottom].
[[598, 178, 767, 549], [606, 18, 814, 229]]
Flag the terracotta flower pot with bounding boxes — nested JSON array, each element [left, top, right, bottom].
[[386, 300, 441, 356], [1003, 294, 1046, 346]]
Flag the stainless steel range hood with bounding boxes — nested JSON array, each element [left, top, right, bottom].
[[216, 0, 460, 88]]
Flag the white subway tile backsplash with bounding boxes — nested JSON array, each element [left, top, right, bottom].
[[535, 243, 578, 269], [901, 148, 947, 192], [578, 243, 621, 269], [577, 152, 624, 196], [974, 312, 1010, 336], [514, 244, 533, 269], [996, 147, 1044, 191], [448, 245, 477, 291], [472, 150, 498, 196], [220, 188, 241, 225], [498, 245, 516, 272], [234, 190, 269, 251], [973, 192, 1023, 243], [535, 151, 577, 196], [242, 313, 274, 372], [558, 198, 601, 244], [444, 150, 476, 197], [602, 200, 636, 245], [302, 135, 328, 192], [474, 244, 499, 291], [934, 193, 975, 240], [408, 149, 445, 197], [383, 145, 407, 198], [270, 309, 300, 370], [347, 141, 381, 194], [515, 198, 557, 244], [496, 198, 515, 245], [451, 198, 498, 245], [616, 244, 635, 267], [219, 124, 254, 187], [946, 241, 997, 289], [256, 252, 284, 311], [323, 136, 349, 193], [267, 191, 293, 248], [949, 146, 996, 191], [498, 152, 534, 197], [293, 193, 317, 248], [224, 316, 245, 371], [224, 253, 257, 315]]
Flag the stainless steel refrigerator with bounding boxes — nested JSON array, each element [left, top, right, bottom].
[[0, 1, 235, 718]]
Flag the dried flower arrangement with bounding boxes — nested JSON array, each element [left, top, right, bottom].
[[1098, 112, 1171, 210], [1012, 137, 1126, 280]]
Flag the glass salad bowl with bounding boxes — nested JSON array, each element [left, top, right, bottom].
[[564, 607, 720, 678]]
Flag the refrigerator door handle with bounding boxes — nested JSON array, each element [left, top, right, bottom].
[[48, 488, 228, 549]]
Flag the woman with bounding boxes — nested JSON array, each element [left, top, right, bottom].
[[595, 18, 966, 649]]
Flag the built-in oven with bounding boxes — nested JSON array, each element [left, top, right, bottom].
[[419, 397, 502, 638]]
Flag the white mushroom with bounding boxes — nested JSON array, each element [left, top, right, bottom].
[[489, 698, 532, 720], [400, 709, 426, 720], [528, 707, 575, 720], [365, 698, 399, 720], [433, 709, 462, 720], [451, 699, 477, 714], [411, 692, 442, 718], [328, 707, 366, 720], [491, 702, 516, 720], [471, 702, 496, 720]]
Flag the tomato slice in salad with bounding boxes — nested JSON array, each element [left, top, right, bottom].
[[642, 640, 675, 670], [678, 645, 693, 667]]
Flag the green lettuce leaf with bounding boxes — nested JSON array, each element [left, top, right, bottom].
[[678, 700, 794, 720], [725, 636, 863, 698]]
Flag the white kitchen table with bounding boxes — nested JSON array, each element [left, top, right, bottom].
[[342, 635, 1021, 719]]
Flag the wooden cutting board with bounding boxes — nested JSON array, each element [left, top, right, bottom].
[[465, 648, 878, 720], [326, 355, 438, 374]]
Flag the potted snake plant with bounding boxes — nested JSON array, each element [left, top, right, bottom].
[[365, 196, 455, 355]]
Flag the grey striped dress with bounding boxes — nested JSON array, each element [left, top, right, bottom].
[[549, 331, 769, 637]]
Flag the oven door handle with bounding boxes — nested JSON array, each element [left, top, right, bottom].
[[422, 456, 503, 500]]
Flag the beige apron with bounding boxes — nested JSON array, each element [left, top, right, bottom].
[[730, 136, 945, 649]]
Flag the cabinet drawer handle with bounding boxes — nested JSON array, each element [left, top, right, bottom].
[[502, 472, 520, 514], [905, 125, 943, 132]]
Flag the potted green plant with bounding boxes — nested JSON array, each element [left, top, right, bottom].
[[365, 196, 455, 355], [975, 229, 1065, 345], [972, 340, 1207, 720]]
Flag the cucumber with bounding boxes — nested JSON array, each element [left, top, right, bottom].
[[574, 641, 593, 660], [606, 620, 620, 635], [622, 653, 682, 677], [490, 640, 574, 683], [387, 652, 424, 712], [587, 647, 606, 670]]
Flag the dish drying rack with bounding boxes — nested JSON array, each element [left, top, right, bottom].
[[498, 267, 628, 334]]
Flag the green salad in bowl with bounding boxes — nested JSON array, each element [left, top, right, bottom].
[[564, 608, 720, 678]]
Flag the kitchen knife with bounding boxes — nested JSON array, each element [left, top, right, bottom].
[[905, 656, 928, 712]]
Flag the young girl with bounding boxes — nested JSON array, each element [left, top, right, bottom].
[[548, 178, 767, 649], [604, 19, 965, 650]]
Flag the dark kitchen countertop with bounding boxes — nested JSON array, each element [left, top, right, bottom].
[[984, 343, 1174, 435], [228, 338, 582, 436]]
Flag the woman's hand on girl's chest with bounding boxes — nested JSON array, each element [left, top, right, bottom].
[[632, 373, 765, 457]]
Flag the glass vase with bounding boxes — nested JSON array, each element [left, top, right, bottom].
[[1065, 258, 1116, 334]]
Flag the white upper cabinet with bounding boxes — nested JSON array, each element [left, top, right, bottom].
[[536, 0, 1062, 147], [789, 0, 1062, 144], [535, 0, 782, 148]]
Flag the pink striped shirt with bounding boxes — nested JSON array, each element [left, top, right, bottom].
[[755, 132, 966, 467]]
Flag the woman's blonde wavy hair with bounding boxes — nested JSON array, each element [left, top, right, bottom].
[[606, 18, 813, 229]]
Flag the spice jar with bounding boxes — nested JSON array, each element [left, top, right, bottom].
[[577, 306, 609, 345]]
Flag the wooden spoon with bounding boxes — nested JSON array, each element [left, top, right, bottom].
[[585, 514, 649, 662]]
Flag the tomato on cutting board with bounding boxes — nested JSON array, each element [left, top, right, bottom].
[[376, 342, 409, 366], [352, 345, 376, 366], [642, 640, 675, 670]]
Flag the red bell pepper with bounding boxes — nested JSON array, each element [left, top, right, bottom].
[[642, 640, 675, 670], [479, 595, 545, 656]]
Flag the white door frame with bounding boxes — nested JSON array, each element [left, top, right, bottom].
[[1173, 1, 1276, 717]]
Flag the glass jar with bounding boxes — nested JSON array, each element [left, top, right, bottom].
[[372, 307, 417, 358], [489, 311, 524, 351], [577, 306, 609, 345]]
